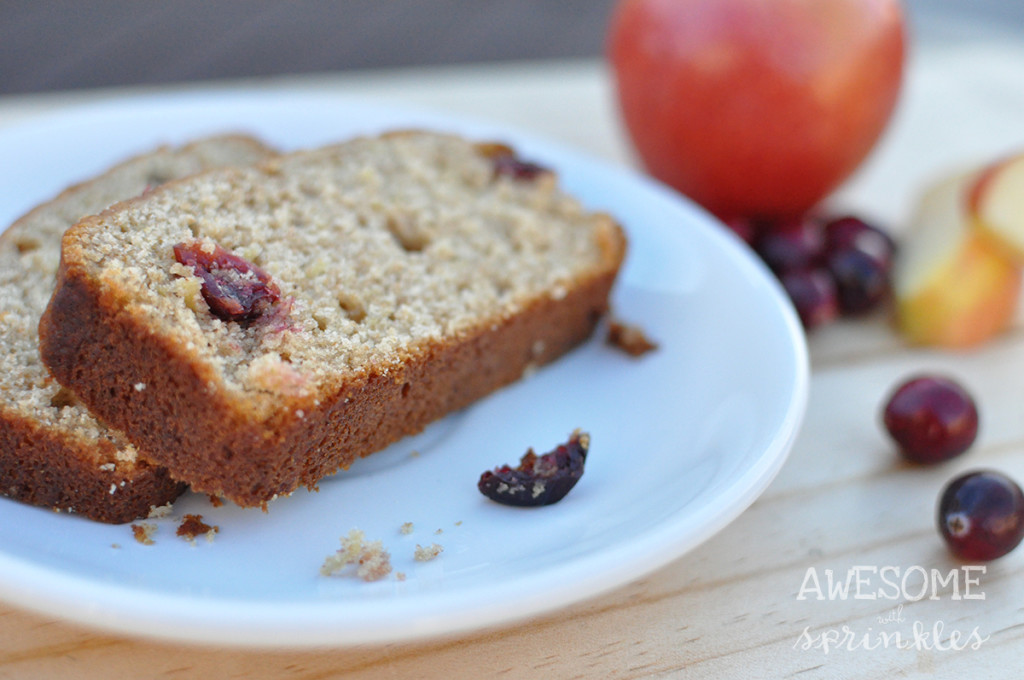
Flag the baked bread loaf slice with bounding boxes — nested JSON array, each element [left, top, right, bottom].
[[40, 131, 627, 507], [1, 134, 277, 523]]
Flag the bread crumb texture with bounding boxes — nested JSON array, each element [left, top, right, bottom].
[[606, 319, 658, 357], [131, 522, 157, 545], [0, 135, 274, 522], [176, 513, 219, 544], [414, 543, 444, 562], [0, 137, 273, 444], [321, 529, 393, 581], [69, 132, 624, 413]]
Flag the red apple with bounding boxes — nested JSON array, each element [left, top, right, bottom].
[[608, 0, 906, 220]]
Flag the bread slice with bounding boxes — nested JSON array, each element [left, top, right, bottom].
[[1, 134, 277, 523], [40, 131, 627, 508]]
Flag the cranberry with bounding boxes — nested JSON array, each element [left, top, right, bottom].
[[476, 142, 549, 180], [938, 470, 1024, 561], [779, 268, 839, 330], [883, 376, 979, 464], [826, 248, 890, 315], [820, 215, 895, 315], [478, 431, 589, 507], [822, 215, 896, 268], [173, 241, 281, 324], [491, 154, 548, 181], [752, 215, 824, 274]]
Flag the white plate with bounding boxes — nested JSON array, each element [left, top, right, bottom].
[[0, 91, 808, 647]]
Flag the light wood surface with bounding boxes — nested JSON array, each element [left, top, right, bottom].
[[2, 39, 1024, 679]]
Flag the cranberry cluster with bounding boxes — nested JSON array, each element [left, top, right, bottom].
[[727, 214, 895, 330]]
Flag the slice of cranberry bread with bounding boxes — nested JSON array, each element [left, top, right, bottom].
[[40, 131, 627, 508], [0, 134, 277, 523]]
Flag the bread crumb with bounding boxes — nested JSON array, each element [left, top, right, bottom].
[[399, 522, 414, 535], [131, 523, 156, 545], [321, 529, 392, 581], [111, 543, 122, 549], [434, 528, 443, 535], [607, 320, 658, 357], [147, 502, 174, 519], [208, 495, 224, 508], [414, 543, 444, 562], [396, 572, 407, 581], [176, 514, 219, 544]]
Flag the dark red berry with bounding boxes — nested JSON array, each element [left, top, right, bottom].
[[478, 431, 589, 507], [491, 154, 548, 181], [938, 470, 1024, 561], [826, 247, 890, 314], [822, 215, 896, 268], [173, 241, 281, 324], [883, 376, 979, 464], [780, 268, 839, 330], [753, 215, 824, 274]]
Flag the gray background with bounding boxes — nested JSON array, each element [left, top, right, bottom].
[[1, 0, 1021, 95]]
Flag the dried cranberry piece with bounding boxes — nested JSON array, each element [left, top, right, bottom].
[[492, 154, 548, 181], [476, 141, 549, 181], [478, 431, 589, 507], [173, 241, 281, 324]]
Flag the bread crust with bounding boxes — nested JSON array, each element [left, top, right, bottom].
[[0, 134, 276, 522], [40, 252, 621, 506], [0, 410, 185, 524]]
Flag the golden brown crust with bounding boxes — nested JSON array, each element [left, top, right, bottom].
[[0, 409, 185, 524], [40, 256, 621, 506]]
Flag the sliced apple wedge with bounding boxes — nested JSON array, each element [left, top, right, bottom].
[[970, 153, 1024, 262], [894, 171, 1022, 349]]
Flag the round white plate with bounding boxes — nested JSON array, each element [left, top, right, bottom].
[[0, 91, 808, 647]]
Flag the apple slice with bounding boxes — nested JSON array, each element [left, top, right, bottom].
[[970, 153, 1024, 261], [894, 171, 1022, 349]]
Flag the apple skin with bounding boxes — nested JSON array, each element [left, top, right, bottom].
[[894, 172, 1022, 349], [969, 153, 1024, 262], [608, 0, 906, 220]]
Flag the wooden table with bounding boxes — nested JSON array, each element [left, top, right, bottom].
[[2, 39, 1024, 679]]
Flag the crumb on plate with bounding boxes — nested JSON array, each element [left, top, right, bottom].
[[321, 529, 392, 581], [131, 523, 156, 545], [607, 320, 658, 357], [147, 502, 174, 519], [177, 514, 219, 544], [414, 543, 444, 562]]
